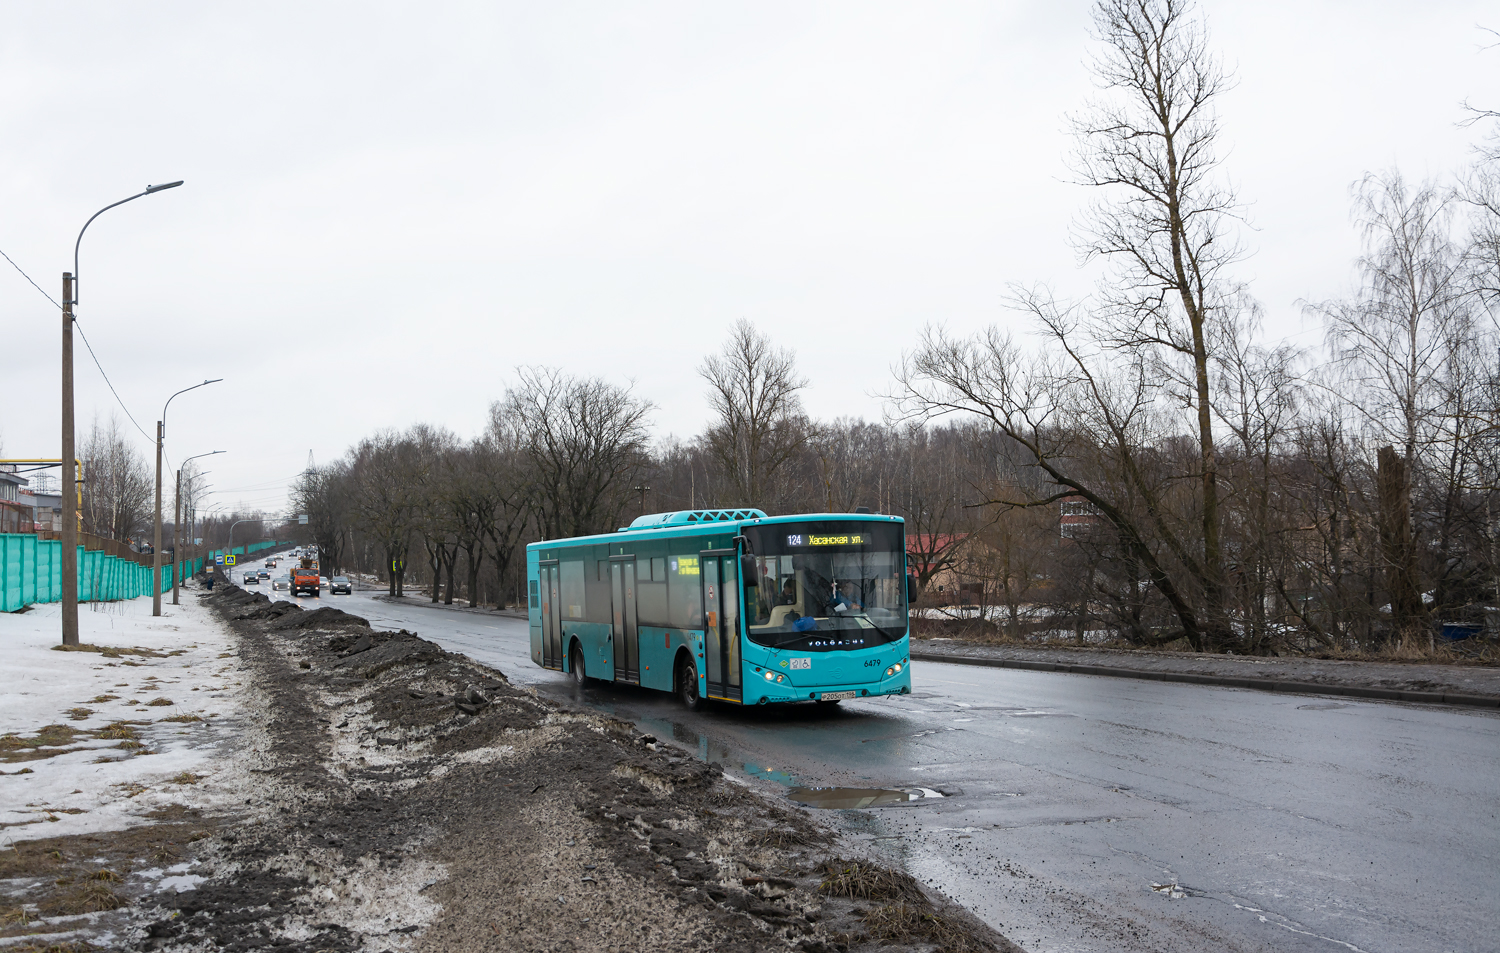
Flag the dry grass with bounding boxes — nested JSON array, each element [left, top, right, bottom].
[[0, 845, 65, 880], [85, 870, 121, 883], [0, 727, 82, 764], [50, 644, 162, 658], [161, 714, 201, 723], [64, 708, 93, 721], [8, 942, 100, 953], [144, 698, 174, 707], [818, 859, 927, 904], [861, 902, 984, 952], [0, 905, 32, 926], [39, 882, 126, 915], [749, 827, 822, 849], [95, 722, 139, 741], [87, 695, 118, 704], [169, 772, 202, 785]]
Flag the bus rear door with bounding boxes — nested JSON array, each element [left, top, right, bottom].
[[610, 557, 639, 684], [701, 550, 742, 703], [540, 561, 562, 670]]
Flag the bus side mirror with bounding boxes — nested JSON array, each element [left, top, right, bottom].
[[906, 575, 918, 602], [741, 554, 759, 584]]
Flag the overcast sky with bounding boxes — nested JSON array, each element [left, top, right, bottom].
[[2, 1, 1494, 518]]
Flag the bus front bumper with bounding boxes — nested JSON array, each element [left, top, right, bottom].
[[743, 671, 912, 706]]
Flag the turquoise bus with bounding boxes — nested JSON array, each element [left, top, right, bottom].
[[526, 509, 914, 708]]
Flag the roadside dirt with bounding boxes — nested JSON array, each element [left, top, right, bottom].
[[15, 583, 1018, 953], [911, 633, 1500, 698]]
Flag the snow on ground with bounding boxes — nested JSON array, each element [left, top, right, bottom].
[[0, 588, 249, 844]]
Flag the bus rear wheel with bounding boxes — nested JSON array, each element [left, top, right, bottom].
[[570, 644, 590, 688], [676, 656, 706, 711]]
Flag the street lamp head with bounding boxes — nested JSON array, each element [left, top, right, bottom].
[[145, 180, 184, 193]]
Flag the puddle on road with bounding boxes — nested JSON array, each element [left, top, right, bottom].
[[1296, 702, 1351, 710], [788, 786, 947, 809]]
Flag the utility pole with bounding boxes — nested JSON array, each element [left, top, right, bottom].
[[62, 179, 185, 644], [152, 380, 220, 616], [60, 273, 78, 646], [152, 420, 164, 615], [173, 465, 182, 605]]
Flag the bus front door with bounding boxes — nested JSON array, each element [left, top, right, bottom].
[[610, 558, 639, 684], [701, 551, 742, 702], [540, 562, 562, 670]]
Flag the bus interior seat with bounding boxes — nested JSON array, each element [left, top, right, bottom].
[[766, 604, 803, 628]]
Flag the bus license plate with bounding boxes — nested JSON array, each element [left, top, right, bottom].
[[821, 691, 856, 700]]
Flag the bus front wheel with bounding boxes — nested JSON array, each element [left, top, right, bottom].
[[675, 656, 706, 711]]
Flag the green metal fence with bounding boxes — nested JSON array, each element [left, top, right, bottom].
[[0, 533, 268, 612]]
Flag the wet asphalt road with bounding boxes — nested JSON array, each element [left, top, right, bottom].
[[262, 580, 1500, 953]]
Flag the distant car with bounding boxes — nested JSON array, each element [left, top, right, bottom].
[[243, 573, 259, 585], [258, 569, 271, 579], [318, 576, 329, 590], [272, 575, 290, 591], [329, 576, 352, 595]]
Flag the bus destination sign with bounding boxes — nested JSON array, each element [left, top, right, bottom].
[[785, 533, 868, 547]]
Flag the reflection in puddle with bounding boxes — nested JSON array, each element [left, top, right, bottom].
[[745, 762, 800, 786], [788, 786, 947, 809]]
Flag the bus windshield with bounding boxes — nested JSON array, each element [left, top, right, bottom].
[[742, 520, 907, 650]]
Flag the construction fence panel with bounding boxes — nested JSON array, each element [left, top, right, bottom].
[[1, 535, 20, 612], [1, 533, 219, 612]]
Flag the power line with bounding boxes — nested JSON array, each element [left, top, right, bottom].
[[2, 243, 155, 447], [0, 245, 61, 309], [71, 315, 155, 445]]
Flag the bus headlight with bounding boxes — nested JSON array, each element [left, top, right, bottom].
[[765, 671, 775, 681], [885, 662, 904, 677]]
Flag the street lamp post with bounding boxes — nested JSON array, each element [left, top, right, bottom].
[[60, 180, 183, 646], [153, 379, 222, 616], [172, 451, 223, 606]]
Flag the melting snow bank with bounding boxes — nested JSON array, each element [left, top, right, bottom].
[[0, 584, 256, 950], [0, 590, 251, 841], [101, 582, 1018, 953]]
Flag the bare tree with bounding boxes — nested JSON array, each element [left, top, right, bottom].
[[502, 367, 652, 539], [1069, 0, 1244, 644], [78, 414, 152, 543], [346, 431, 422, 596], [699, 319, 811, 510], [290, 460, 354, 576], [1212, 311, 1306, 652], [409, 426, 460, 603], [1307, 172, 1475, 638], [473, 413, 533, 608]]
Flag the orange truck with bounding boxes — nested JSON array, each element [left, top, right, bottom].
[[291, 557, 320, 597]]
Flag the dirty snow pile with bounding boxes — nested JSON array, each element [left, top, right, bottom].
[[0, 592, 248, 843]]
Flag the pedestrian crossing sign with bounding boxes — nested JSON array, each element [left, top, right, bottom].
[[226, 555, 236, 566]]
